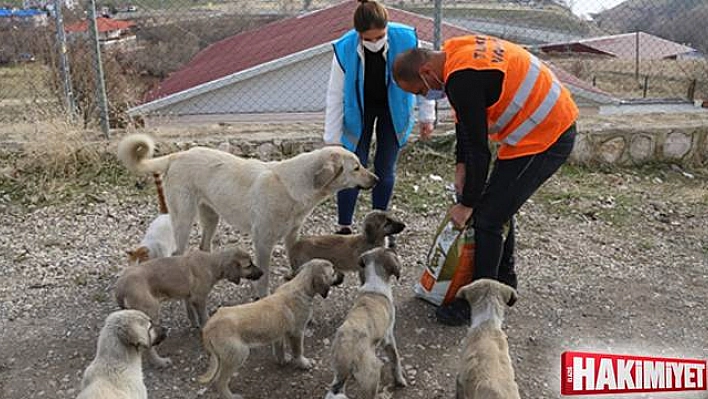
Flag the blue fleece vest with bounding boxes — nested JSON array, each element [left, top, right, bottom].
[[332, 22, 417, 152]]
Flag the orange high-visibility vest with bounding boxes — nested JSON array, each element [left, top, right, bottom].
[[443, 35, 578, 159]]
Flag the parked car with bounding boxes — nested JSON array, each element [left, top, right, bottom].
[[17, 53, 36, 63]]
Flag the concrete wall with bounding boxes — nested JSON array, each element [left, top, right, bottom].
[[159, 52, 332, 115]]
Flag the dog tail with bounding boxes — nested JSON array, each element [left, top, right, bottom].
[[117, 134, 172, 175], [198, 336, 220, 385], [152, 173, 168, 214]]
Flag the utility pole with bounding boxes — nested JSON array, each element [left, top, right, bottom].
[[88, 0, 110, 139], [53, 0, 76, 120]]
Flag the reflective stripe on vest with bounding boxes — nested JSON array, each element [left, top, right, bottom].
[[489, 55, 541, 135], [503, 78, 562, 146]]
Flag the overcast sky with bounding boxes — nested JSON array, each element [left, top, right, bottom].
[[570, 0, 628, 18]]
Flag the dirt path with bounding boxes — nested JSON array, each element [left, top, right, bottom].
[[1, 145, 707, 399]]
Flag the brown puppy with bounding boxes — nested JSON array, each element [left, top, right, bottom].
[[115, 248, 263, 367], [325, 247, 406, 399], [288, 210, 405, 284], [199, 259, 338, 399], [455, 279, 520, 399]]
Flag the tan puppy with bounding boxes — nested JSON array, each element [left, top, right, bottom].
[[77, 310, 166, 399], [115, 248, 263, 367], [325, 247, 406, 399], [117, 134, 378, 298], [199, 259, 338, 399], [455, 279, 520, 399], [288, 210, 406, 284]]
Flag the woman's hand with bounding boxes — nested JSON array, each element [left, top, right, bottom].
[[419, 122, 434, 141]]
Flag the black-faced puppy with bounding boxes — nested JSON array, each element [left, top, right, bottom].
[[325, 247, 406, 399], [77, 309, 166, 399], [455, 279, 520, 399], [288, 210, 405, 284], [118, 133, 378, 298], [199, 259, 338, 399], [115, 247, 263, 367]]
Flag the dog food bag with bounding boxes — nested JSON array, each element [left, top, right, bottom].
[[414, 210, 476, 306]]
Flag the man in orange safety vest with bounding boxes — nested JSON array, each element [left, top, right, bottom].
[[393, 35, 578, 326]]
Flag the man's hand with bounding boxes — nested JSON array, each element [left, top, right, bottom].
[[419, 122, 434, 141], [449, 203, 473, 229], [455, 163, 465, 195]]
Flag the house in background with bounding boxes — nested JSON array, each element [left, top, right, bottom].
[[0, 8, 48, 27], [65, 17, 137, 51], [538, 32, 698, 60], [23, 0, 76, 10], [129, 1, 616, 123]]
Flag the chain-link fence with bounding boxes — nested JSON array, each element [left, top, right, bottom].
[[1, 0, 707, 131]]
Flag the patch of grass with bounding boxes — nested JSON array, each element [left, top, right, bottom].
[[0, 122, 140, 207]]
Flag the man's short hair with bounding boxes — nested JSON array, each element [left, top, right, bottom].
[[393, 48, 431, 84]]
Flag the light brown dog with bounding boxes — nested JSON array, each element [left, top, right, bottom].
[[115, 248, 263, 367], [77, 310, 166, 399], [288, 210, 405, 284], [117, 133, 378, 298], [199, 259, 338, 399], [455, 279, 520, 399], [325, 247, 406, 399]]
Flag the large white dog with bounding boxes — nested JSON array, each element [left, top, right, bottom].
[[118, 134, 378, 297]]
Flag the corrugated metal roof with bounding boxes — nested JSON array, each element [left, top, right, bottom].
[[540, 32, 696, 60]]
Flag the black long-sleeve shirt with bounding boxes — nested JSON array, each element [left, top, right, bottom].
[[363, 47, 388, 108], [446, 69, 504, 208]]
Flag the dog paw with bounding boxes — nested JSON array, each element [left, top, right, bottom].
[[153, 357, 173, 369], [294, 356, 313, 370], [394, 372, 408, 387]]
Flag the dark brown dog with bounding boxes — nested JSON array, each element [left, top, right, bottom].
[[288, 210, 405, 284]]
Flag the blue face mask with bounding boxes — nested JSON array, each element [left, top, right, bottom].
[[421, 73, 446, 101]]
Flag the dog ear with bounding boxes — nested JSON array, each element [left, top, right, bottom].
[[382, 249, 402, 280], [504, 285, 518, 307], [312, 270, 331, 299], [455, 283, 475, 303], [314, 152, 343, 189]]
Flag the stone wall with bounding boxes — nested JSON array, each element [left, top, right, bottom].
[[153, 113, 708, 167], [569, 114, 708, 166]]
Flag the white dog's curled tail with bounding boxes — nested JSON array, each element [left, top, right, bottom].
[[117, 134, 171, 175]]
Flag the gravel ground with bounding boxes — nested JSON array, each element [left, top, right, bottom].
[[1, 142, 707, 399]]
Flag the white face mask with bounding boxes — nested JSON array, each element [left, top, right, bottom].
[[362, 35, 387, 53]]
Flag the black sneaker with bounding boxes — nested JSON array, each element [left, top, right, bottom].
[[335, 226, 353, 235], [435, 298, 470, 327]]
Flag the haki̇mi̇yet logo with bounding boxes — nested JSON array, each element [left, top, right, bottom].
[[561, 351, 706, 395]]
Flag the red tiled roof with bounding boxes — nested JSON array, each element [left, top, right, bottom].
[[144, 1, 471, 102], [65, 17, 135, 33], [540, 32, 696, 60]]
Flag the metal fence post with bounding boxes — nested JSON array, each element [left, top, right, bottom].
[[433, 0, 442, 51], [88, 0, 110, 139], [53, 0, 76, 121]]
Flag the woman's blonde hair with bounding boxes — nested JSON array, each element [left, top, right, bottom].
[[354, 0, 388, 33]]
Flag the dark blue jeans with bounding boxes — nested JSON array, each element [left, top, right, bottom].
[[472, 124, 577, 285], [337, 106, 400, 226]]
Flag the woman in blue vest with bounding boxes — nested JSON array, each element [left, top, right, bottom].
[[324, 0, 435, 238]]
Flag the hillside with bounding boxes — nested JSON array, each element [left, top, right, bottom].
[[594, 0, 708, 52]]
